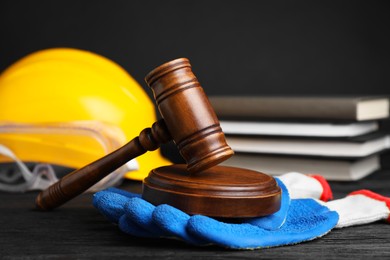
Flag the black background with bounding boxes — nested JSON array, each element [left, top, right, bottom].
[[1, 0, 390, 98], [1, 2, 390, 258]]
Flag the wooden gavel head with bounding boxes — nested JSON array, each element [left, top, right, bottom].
[[145, 58, 234, 173]]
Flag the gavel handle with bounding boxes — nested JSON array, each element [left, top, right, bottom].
[[35, 119, 171, 210]]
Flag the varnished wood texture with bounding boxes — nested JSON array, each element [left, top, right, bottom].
[[36, 120, 171, 210], [143, 164, 281, 217], [145, 58, 234, 172], [35, 58, 234, 210]]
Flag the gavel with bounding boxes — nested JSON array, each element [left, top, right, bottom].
[[36, 58, 281, 218]]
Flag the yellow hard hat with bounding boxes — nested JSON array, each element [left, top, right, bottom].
[[0, 48, 171, 181]]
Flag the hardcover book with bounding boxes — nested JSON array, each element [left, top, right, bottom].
[[225, 132, 390, 157], [210, 96, 390, 121], [220, 153, 381, 181], [219, 121, 379, 137]]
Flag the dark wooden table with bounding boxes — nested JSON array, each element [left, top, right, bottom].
[[1, 169, 390, 259]]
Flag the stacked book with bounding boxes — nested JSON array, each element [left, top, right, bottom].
[[209, 96, 390, 181]]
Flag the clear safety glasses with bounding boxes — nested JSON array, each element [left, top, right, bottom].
[[0, 121, 138, 193]]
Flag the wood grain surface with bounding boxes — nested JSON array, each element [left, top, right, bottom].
[[1, 169, 390, 259]]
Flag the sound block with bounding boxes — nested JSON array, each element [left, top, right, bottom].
[[142, 164, 281, 218]]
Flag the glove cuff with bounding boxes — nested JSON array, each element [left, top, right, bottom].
[[348, 190, 390, 223], [309, 175, 333, 202]]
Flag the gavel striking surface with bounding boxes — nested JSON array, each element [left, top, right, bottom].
[[142, 164, 281, 218]]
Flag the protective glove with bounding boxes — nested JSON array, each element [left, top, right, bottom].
[[93, 178, 290, 230], [194, 189, 390, 248], [321, 189, 390, 228], [93, 176, 339, 249], [93, 172, 331, 231], [185, 199, 337, 249], [275, 173, 390, 229], [245, 172, 333, 230], [277, 172, 333, 201]]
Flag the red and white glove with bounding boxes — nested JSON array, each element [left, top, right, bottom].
[[324, 190, 390, 228], [277, 172, 390, 228], [277, 172, 333, 201]]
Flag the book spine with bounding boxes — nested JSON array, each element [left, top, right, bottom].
[[210, 97, 358, 120]]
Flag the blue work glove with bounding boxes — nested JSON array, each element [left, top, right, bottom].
[[93, 179, 290, 229], [93, 179, 339, 249]]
